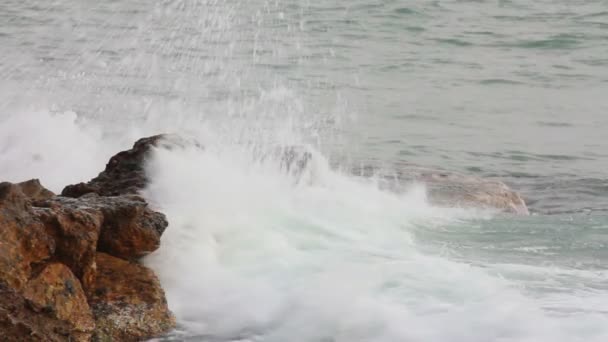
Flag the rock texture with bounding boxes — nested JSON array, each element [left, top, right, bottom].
[[36, 194, 168, 261], [1, 135, 178, 341], [90, 253, 175, 342], [0, 182, 55, 291], [21, 263, 95, 341]]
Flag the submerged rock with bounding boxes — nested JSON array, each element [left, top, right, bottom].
[[89, 253, 175, 342], [392, 165, 529, 214], [276, 145, 313, 176], [352, 163, 529, 214], [419, 171, 529, 215]]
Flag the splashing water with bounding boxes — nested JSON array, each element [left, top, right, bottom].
[[139, 137, 607, 342], [1, 0, 608, 341]]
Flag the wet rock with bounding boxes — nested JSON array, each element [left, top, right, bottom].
[[277, 145, 313, 175], [2, 133, 179, 341], [1, 183, 92, 341], [0, 263, 95, 342], [22, 263, 95, 341], [420, 171, 529, 215], [62, 134, 202, 198], [392, 165, 529, 215], [255, 145, 316, 183], [0, 182, 55, 290], [352, 164, 529, 214], [90, 253, 175, 341], [92, 194, 167, 260], [34, 201, 103, 292], [36, 194, 168, 261]]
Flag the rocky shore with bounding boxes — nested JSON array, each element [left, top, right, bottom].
[[0, 134, 529, 341], [0, 135, 176, 341]]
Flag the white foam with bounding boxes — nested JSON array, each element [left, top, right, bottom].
[[141, 141, 608, 342], [0, 109, 121, 192]]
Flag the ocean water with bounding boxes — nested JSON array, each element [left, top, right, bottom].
[[1, 1, 608, 341]]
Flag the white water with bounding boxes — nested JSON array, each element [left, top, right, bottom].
[[2, 0, 608, 341], [140, 135, 606, 342], [3, 109, 606, 341]]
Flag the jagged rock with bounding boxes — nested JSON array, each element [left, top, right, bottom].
[[15, 179, 55, 201], [92, 194, 168, 260], [36, 194, 168, 261], [34, 201, 103, 292], [0, 263, 94, 342], [21, 263, 95, 341], [1, 133, 179, 341], [90, 253, 175, 341], [1, 183, 92, 341], [0, 182, 55, 290], [62, 134, 202, 198]]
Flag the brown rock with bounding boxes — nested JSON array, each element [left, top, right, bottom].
[[89, 253, 175, 341], [2, 138, 178, 341], [0, 263, 95, 342], [0, 182, 55, 290], [93, 194, 168, 260], [15, 179, 55, 201], [35, 194, 167, 262], [22, 263, 95, 341], [34, 201, 103, 292], [62, 134, 202, 198]]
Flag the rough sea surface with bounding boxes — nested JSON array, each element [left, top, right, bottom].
[[1, 1, 607, 341]]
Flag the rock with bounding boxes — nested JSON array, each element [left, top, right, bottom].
[[0, 182, 55, 290], [419, 171, 529, 215], [276, 146, 313, 175], [92, 195, 168, 260], [391, 165, 529, 215], [36, 194, 168, 262], [15, 179, 55, 201], [1, 184, 93, 341], [0, 263, 95, 342], [352, 164, 529, 215], [89, 253, 175, 341], [2, 133, 179, 341], [62, 134, 202, 198], [255, 145, 316, 183], [22, 263, 95, 341], [34, 201, 103, 292]]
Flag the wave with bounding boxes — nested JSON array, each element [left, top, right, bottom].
[[138, 132, 607, 342], [1, 108, 606, 341]]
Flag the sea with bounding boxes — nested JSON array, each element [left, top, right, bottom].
[[1, 1, 607, 341]]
